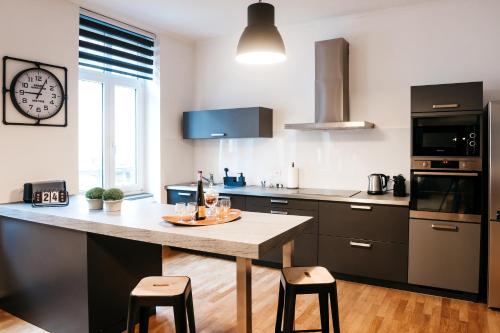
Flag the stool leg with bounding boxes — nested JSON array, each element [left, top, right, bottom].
[[127, 297, 139, 333], [174, 298, 188, 333], [318, 292, 329, 333], [275, 283, 285, 333], [283, 288, 296, 333], [186, 291, 196, 333], [330, 282, 341, 333], [139, 306, 150, 333]]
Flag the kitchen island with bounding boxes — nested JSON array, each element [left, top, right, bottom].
[[0, 196, 312, 333]]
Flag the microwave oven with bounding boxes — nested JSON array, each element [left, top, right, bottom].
[[412, 114, 481, 157]]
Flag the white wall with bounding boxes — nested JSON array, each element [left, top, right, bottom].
[[0, 0, 79, 203], [159, 34, 196, 202], [0, 0, 196, 203], [193, 0, 500, 190]]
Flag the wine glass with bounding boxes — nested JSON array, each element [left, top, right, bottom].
[[174, 203, 186, 221], [219, 197, 231, 218], [205, 189, 219, 217], [186, 202, 198, 223]]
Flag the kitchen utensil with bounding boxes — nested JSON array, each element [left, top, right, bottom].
[[393, 174, 407, 197], [368, 174, 389, 195]]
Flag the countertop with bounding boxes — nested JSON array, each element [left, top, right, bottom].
[[166, 184, 410, 207], [0, 196, 312, 259]]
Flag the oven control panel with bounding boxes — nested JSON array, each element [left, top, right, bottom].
[[411, 158, 482, 171]]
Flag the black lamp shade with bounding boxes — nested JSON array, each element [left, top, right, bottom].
[[236, 2, 286, 64]]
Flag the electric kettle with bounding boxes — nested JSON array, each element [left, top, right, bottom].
[[367, 174, 389, 195]]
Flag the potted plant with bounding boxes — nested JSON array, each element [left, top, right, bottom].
[[85, 187, 105, 210], [102, 188, 124, 212]]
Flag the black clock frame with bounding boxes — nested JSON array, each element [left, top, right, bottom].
[[2, 56, 68, 127], [9, 67, 65, 121]]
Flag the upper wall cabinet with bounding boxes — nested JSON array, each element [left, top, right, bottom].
[[411, 82, 483, 113], [182, 107, 273, 139]]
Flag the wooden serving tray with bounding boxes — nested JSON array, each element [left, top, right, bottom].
[[162, 209, 242, 226]]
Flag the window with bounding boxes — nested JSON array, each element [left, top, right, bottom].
[[78, 13, 154, 193]]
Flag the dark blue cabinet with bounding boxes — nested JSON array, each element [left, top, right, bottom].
[[182, 107, 273, 139]]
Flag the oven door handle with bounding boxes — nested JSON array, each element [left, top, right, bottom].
[[413, 171, 479, 177], [432, 224, 459, 231]]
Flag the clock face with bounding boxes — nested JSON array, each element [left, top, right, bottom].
[[9, 68, 65, 120]]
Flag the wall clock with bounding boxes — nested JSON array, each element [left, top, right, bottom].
[[2, 56, 68, 127]]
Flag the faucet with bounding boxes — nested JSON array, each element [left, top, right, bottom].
[[202, 173, 215, 186]]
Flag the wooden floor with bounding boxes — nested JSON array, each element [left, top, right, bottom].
[[1, 248, 500, 332]]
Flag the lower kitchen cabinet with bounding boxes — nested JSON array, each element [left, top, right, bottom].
[[318, 235, 408, 282], [408, 219, 480, 293], [167, 189, 195, 204], [245, 201, 318, 266]]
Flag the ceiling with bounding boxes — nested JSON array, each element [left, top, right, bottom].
[[72, 0, 430, 40]]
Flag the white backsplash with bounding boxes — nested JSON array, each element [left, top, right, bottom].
[[191, 0, 500, 191], [193, 127, 410, 190]]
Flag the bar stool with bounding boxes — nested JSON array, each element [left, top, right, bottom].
[[127, 276, 196, 333], [275, 266, 340, 333]]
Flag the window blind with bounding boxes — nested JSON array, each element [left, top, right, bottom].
[[79, 14, 155, 80]]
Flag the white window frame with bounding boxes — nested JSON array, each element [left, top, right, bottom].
[[79, 68, 145, 194]]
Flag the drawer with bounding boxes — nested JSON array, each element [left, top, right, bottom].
[[294, 233, 318, 266], [219, 194, 246, 210], [408, 219, 480, 293], [258, 233, 318, 266], [245, 206, 317, 234], [167, 190, 196, 204], [246, 196, 318, 211], [319, 202, 408, 243], [411, 82, 483, 113], [318, 235, 408, 283]]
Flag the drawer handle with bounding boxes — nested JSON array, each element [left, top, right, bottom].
[[432, 103, 459, 109], [350, 205, 372, 211], [349, 241, 372, 248], [211, 133, 226, 137], [178, 192, 192, 197], [270, 199, 288, 205], [270, 210, 288, 215], [431, 224, 458, 231]]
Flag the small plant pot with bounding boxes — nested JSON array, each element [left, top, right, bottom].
[[87, 198, 103, 210], [103, 199, 123, 212]]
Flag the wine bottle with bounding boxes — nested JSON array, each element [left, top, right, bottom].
[[196, 171, 206, 220]]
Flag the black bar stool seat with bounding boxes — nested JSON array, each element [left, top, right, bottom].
[[276, 266, 340, 333], [127, 276, 196, 333]]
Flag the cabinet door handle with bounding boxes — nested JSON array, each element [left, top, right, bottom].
[[350, 205, 372, 211], [270, 210, 288, 215], [178, 192, 192, 197], [270, 199, 288, 205], [414, 171, 478, 177], [432, 103, 459, 109], [431, 224, 458, 231], [349, 241, 372, 248], [210, 133, 226, 137]]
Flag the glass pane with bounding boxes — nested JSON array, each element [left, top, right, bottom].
[[78, 80, 103, 191], [114, 85, 137, 187], [413, 175, 480, 214]]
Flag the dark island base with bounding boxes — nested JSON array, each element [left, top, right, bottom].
[[0, 217, 162, 333]]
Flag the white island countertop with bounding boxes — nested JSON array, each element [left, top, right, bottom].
[[0, 196, 313, 259]]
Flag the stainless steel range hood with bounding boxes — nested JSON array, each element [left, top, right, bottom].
[[285, 38, 374, 130]]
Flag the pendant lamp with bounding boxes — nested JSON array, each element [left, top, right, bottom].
[[236, 1, 286, 64]]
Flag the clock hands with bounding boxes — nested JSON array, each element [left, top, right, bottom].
[[36, 79, 48, 99]]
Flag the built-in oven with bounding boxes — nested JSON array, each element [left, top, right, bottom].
[[410, 158, 483, 223], [412, 114, 481, 157]]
